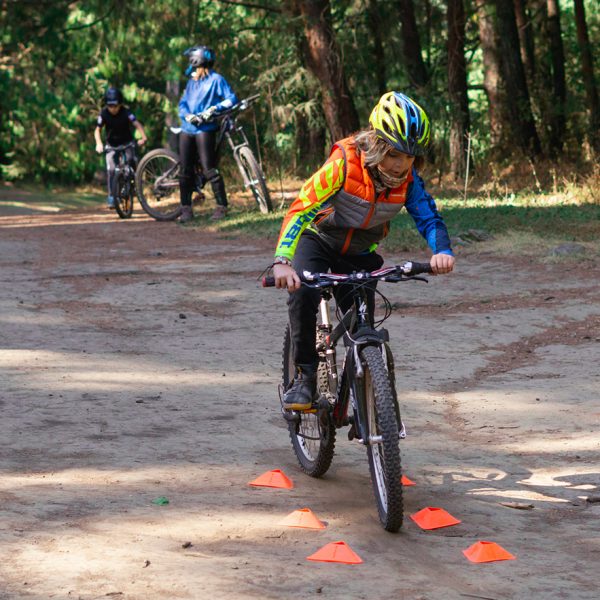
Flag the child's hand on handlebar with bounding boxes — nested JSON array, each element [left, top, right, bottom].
[[95, 143, 104, 154], [273, 263, 301, 291], [430, 253, 455, 275]]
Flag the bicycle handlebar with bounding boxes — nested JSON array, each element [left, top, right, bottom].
[[188, 95, 260, 124], [262, 261, 432, 288], [104, 141, 137, 153]]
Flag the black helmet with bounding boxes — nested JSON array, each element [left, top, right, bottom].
[[104, 87, 124, 106], [184, 45, 215, 68]]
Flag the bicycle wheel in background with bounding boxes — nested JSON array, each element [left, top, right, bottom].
[[282, 324, 335, 477], [360, 345, 403, 532], [113, 170, 134, 219], [135, 148, 182, 221], [235, 145, 272, 214]]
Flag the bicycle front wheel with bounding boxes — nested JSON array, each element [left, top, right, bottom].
[[135, 148, 182, 221], [114, 171, 134, 219], [235, 145, 272, 214], [360, 345, 403, 532], [282, 324, 335, 478]]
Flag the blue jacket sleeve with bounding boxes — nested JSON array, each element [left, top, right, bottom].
[[404, 168, 453, 255], [178, 82, 192, 120], [214, 76, 238, 112]]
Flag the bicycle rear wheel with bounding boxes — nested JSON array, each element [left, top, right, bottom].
[[360, 345, 403, 532], [114, 170, 134, 219], [135, 148, 182, 221], [235, 145, 272, 214], [282, 324, 335, 477]]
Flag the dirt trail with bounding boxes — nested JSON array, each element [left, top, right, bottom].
[[0, 206, 599, 599]]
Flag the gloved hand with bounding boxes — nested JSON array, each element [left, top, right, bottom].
[[200, 106, 217, 121], [185, 114, 203, 126]]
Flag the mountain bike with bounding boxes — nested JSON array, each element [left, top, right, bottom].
[[263, 261, 432, 532], [135, 94, 271, 221], [104, 141, 138, 219]]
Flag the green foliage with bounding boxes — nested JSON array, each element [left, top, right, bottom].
[[0, 0, 598, 184]]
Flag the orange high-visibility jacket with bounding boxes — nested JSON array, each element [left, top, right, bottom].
[[275, 136, 451, 259]]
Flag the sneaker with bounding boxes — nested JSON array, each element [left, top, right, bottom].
[[283, 366, 317, 411], [210, 205, 228, 221], [107, 196, 115, 209], [179, 205, 194, 223]]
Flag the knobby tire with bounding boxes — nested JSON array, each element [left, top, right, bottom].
[[361, 345, 403, 532], [135, 148, 182, 221], [113, 170, 134, 219], [235, 145, 272, 214], [282, 324, 335, 477]]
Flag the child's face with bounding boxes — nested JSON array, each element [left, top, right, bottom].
[[379, 149, 414, 181], [107, 104, 122, 115]]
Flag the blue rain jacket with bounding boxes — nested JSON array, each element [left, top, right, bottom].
[[178, 71, 238, 134]]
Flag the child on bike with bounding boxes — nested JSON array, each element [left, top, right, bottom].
[[272, 92, 455, 411], [177, 45, 238, 222], [94, 87, 147, 208]]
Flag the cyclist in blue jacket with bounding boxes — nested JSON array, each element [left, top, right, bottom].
[[178, 45, 238, 222]]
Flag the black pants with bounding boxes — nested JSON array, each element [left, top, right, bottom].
[[178, 131, 227, 207], [288, 231, 384, 367]]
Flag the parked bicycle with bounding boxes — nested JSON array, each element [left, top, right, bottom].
[[105, 141, 137, 219], [135, 94, 271, 221], [263, 261, 432, 532]]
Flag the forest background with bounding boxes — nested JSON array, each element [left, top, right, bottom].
[[0, 0, 598, 199]]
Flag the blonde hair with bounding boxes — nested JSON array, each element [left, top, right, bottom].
[[353, 127, 425, 171], [192, 67, 211, 80]]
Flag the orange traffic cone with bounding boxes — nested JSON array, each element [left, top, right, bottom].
[[279, 508, 326, 530], [410, 507, 461, 530], [463, 541, 516, 563], [307, 541, 363, 564], [401, 475, 416, 486], [248, 469, 293, 489]]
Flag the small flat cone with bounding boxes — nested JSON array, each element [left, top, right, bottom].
[[307, 541, 363, 564], [401, 475, 416, 486], [248, 469, 293, 489], [410, 507, 461, 530], [279, 508, 326, 529], [463, 541, 516, 563]]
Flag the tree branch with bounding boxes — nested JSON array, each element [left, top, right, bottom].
[[214, 0, 281, 13]]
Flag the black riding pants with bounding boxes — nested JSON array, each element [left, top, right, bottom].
[[178, 131, 227, 207], [288, 231, 384, 367]]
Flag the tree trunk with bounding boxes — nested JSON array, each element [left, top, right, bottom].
[[447, 0, 470, 178], [396, 0, 429, 89], [495, 0, 541, 157], [573, 0, 599, 150], [545, 0, 567, 154], [165, 79, 180, 152], [295, 0, 360, 141], [476, 1, 503, 146], [365, 0, 386, 95], [513, 0, 536, 82]]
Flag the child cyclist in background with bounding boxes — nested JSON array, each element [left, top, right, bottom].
[[272, 91, 455, 410], [94, 87, 147, 208]]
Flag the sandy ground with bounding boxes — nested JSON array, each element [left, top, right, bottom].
[[1, 201, 599, 600]]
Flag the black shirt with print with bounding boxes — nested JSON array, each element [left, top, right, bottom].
[[97, 107, 137, 146]]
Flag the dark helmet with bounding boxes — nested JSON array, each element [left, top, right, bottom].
[[104, 87, 124, 106], [184, 45, 215, 69]]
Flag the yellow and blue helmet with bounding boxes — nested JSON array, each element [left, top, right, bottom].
[[369, 92, 430, 156]]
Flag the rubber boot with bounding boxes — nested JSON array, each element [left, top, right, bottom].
[[283, 364, 317, 411]]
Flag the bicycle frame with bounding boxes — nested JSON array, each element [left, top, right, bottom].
[[317, 287, 392, 444]]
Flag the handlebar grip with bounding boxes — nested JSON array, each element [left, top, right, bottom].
[[262, 276, 275, 287], [404, 261, 433, 275]]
